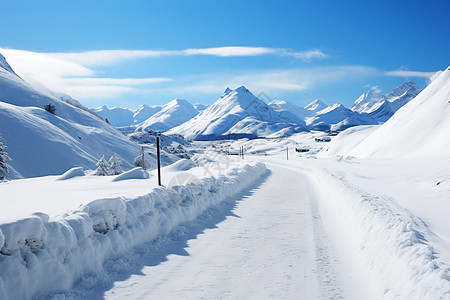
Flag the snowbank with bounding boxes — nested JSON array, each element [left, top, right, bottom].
[[0, 162, 268, 299], [163, 158, 196, 172], [317, 125, 379, 158], [307, 167, 450, 299], [58, 167, 85, 180], [113, 167, 150, 181]]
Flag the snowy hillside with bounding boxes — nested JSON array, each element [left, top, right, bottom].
[[321, 66, 450, 159], [167, 86, 306, 140], [0, 54, 15, 75], [135, 99, 199, 132], [0, 54, 141, 178]]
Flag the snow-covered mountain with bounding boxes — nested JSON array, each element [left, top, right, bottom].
[[93, 100, 198, 132], [269, 100, 312, 123], [194, 103, 208, 112], [0, 54, 141, 178], [135, 99, 199, 132], [321, 67, 449, 159], [305, 99, 328, 112], [351, 81, 421, 122], [96, 80, 419, 140], [350, 87, 386, 114], [167, 86, 306, 140], [92, 105, 135, 127], [306, 103, 376, 131]]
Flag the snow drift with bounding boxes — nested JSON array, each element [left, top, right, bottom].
[[308, 166, 450, 299], [0, 162, 268, 299]]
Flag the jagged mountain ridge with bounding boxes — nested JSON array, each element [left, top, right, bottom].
[[351, 81, 421, 122], [94, 81, 421, 140]]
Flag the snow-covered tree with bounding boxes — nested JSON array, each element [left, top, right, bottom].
[[94, 155, 109, 176], [44, 103, 56, 114], [108, 152, 123, 175], [134, 146, 146, 170], [0, 137, 11, 180]]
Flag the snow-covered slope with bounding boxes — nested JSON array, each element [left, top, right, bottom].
[[0, 54, 140, 178], [322, 67, 450, 159], [167, 86, 306, 140], [0, 54, 16, 75], [135, 99, 199, 132]]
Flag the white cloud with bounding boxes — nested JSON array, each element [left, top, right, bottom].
[[158, 66, 377, 96], [0, 48, 172, 100], [385, 69, 436, 79], [46, 47, 328, 66], [64, 77, 171, 86], [63, 85, 135, 99]]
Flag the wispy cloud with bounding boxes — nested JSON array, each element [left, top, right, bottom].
[[157, 66, 378, 96], [47, 47, 328, 66], [385, 68, 436, 79], [0, 48, 171, 100], [0, 47, 329, 102], [64, 77, 171, 86]]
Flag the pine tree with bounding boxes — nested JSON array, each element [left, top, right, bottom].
[[94, 155, 109, 176], [0, 137, 11, 180], [134, 146, 146, 170], [44, 103, 56, 114], [108, 152, 123, 175]]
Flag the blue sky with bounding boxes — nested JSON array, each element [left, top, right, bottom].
[[1, 0, 448, 108]]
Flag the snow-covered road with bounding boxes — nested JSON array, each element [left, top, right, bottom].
[[98, 163, 364, 299]]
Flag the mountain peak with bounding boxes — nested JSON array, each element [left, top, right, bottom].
[[305, 99, 327, 111], [235, 85, 249, 93], [0, 53, 17, 75], [224, 87, 232, 95], [387, 80, 420, 99]]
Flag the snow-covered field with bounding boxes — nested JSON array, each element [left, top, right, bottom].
[[0, 51, 449, 299], [1, 132, 449, 299]]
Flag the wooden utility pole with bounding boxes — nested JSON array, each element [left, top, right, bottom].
[[156, 136, 161, 186]]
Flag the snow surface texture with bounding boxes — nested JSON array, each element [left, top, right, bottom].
[[0, 54, 140, 178], [321, 66, 450, 159], [306, 163, 450, 299], [112, 167, 149, 181], [58, 167, 85, 180], [0, 162, 267, 299]]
